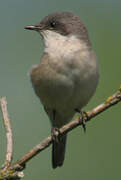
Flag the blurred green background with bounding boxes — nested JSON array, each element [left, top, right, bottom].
[[0, 0, 121, 179]]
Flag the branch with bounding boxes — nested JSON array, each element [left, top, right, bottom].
[[12, 86, 121, 169], [0, 97, 13, 170], [0, 86, 121, 179]]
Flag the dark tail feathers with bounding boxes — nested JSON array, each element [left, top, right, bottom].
[[52, 135, 67, 169]]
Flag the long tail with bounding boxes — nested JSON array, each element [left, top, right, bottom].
[[52, 135, 67, 169]]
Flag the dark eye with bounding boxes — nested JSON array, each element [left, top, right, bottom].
[[50, 21, 56, 28]]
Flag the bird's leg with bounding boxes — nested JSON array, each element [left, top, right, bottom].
[[51, 110, 61, 143], [75, 109, 89, 132]]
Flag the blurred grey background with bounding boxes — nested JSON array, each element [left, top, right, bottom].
[[0, 0, 121, 179]]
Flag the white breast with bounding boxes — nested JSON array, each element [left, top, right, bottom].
[[41, 30, 89, 59]]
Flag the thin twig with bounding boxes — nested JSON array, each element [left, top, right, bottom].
[[0, 97, 13, 169], [0, 87, 121, 180], [12, 87, 121, 170]]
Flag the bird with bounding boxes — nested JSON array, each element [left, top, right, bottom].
[[25, 12, 99, 169]]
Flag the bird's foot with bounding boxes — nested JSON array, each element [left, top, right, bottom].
[[51, 127, 61, 143], [75, 109, 89, 132]]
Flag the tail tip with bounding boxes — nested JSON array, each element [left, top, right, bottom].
[[52, 161, 63, 169]]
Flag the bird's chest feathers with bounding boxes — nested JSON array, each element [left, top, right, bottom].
[[42, 30, 87, 62], [41, 30, 91, 80]]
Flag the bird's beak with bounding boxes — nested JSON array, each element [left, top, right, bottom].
[[24, 25, 44, 31]]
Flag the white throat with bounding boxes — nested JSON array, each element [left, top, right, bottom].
[[41, 30, 88, 58]]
